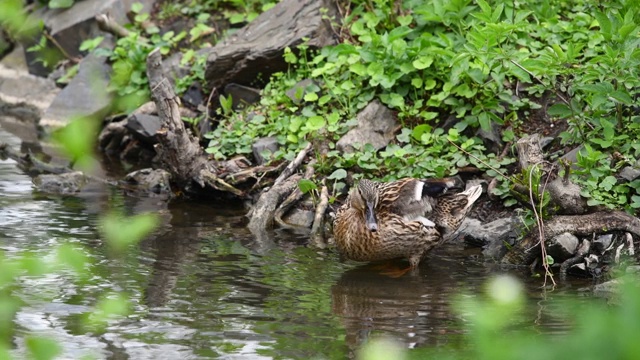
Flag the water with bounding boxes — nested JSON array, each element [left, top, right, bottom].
[[0, 127, 597, 359]]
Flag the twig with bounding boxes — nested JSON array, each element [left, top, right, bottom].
[[509, 59, 570, 106], [310, 183, 330, 248], [448, 139, 510, 180], [273, 142, 312, 187], [95, 14, 131, 38], [528, 162, 555, 287], [43, 32, 81, 63]]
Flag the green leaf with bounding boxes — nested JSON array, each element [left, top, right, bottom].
[[48, 0, 74, 8], [298, 179, 318, 194], [303, 92, 318, 102], [100, 212, 159, 253], [545, 255, 555, 266], [397, 15, 413, 26], [610, 91, 633, 105], [600, 176, 617, 191], [412, 124, 432, 141], [306, 115, 326, 131], [413, 56, 433, 70], [130, 2, 144, 13], [594, 12, 612, 40], [547, 104, 572, 118], [26, 337, 61, 360], [328, 169, 347, 180], [51, 118, 100, 171], [478, 112, 491, 132]]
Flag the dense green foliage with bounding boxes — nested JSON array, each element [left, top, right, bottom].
[[204, 0, 640, 212]]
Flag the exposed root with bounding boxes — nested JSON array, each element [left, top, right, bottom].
[[310, 183, 329, 248], [273, 160, 316, 228], [501, 211, 640, 266]]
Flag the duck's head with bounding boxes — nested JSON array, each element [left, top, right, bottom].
[[350, 179, 379, 232]]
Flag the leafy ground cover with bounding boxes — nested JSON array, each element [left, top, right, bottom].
[[198, 0, 640, 212]]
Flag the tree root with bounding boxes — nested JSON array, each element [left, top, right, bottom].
[[248, 174, 302, 233], [501, 211, 640, 266], [273, 160, 315, 228], [146, 48, 243, 196], [310, 183, 329, 248]]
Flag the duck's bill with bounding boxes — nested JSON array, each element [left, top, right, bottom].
[[365, 202, 378, 232]]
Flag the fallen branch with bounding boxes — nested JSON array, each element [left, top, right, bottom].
[[501, 211, 640, 265], [248, 174, 302, 233], [273, 160, 316, 228], [96, 14, 132, 38], [273, 142, 312, 187], [310, 183, 329, 248]]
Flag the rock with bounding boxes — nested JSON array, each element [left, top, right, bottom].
[[224, 83, 261, 110], [204, 0, 338, 90], [547, 176, 589, 215], [540, 136, 554, 149], [593, 233, 614, 255], [336, 100, 397, 153], [547, 232, 579, 261], [592, 278, 621, 297], [33, 171, 87, 194], [559, 145, 585, 171], [286, 78, 320, 104], [0, 30, 12, 59], [41, 54, 111, 129], [620, 166, 640, 181], [126, 114, 161, 145], [465, 179, 487, 192], [0, 49, 60, 142], [123, 168, 172, 196], [252, 136, 279, 165], [282, 208, 315, 228], [0, 51, 59, 116], [24, 0, 156, 76], [462, 217, 518, 259], [475, 121, 503, 153]]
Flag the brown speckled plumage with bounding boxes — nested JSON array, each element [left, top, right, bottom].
[[333, 178, 482, 268]]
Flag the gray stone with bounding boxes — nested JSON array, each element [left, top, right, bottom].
[[124, 168, 172, 196], [592, 279, 621, 297], [41, 54, 111, 129], [547, 232, 579, 261], [540, 136, 554, 149], [282, 208, 315, 228], [33, 171, 87, 194], [286, 78, 320, 104], [559, 145, 585, 171], [252, 136, 279, 165], [475, 121, 503, 153], [224, 83, 261, 110], [336, 100, 397, 153], [620, 166, 640, 181], [24, 0, 156, 76], [204, 0, 338, 89], [593, 233, 614, 255], [126, 114, 161, 145], [547, 176, 589, 215], [462, 217, 518, 259], [0, 57, 59, 115]]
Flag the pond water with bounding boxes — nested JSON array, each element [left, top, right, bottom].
[[0, 127, 598, 359]]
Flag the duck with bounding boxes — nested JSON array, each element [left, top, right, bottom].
[[333, 178, 482, 270]]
